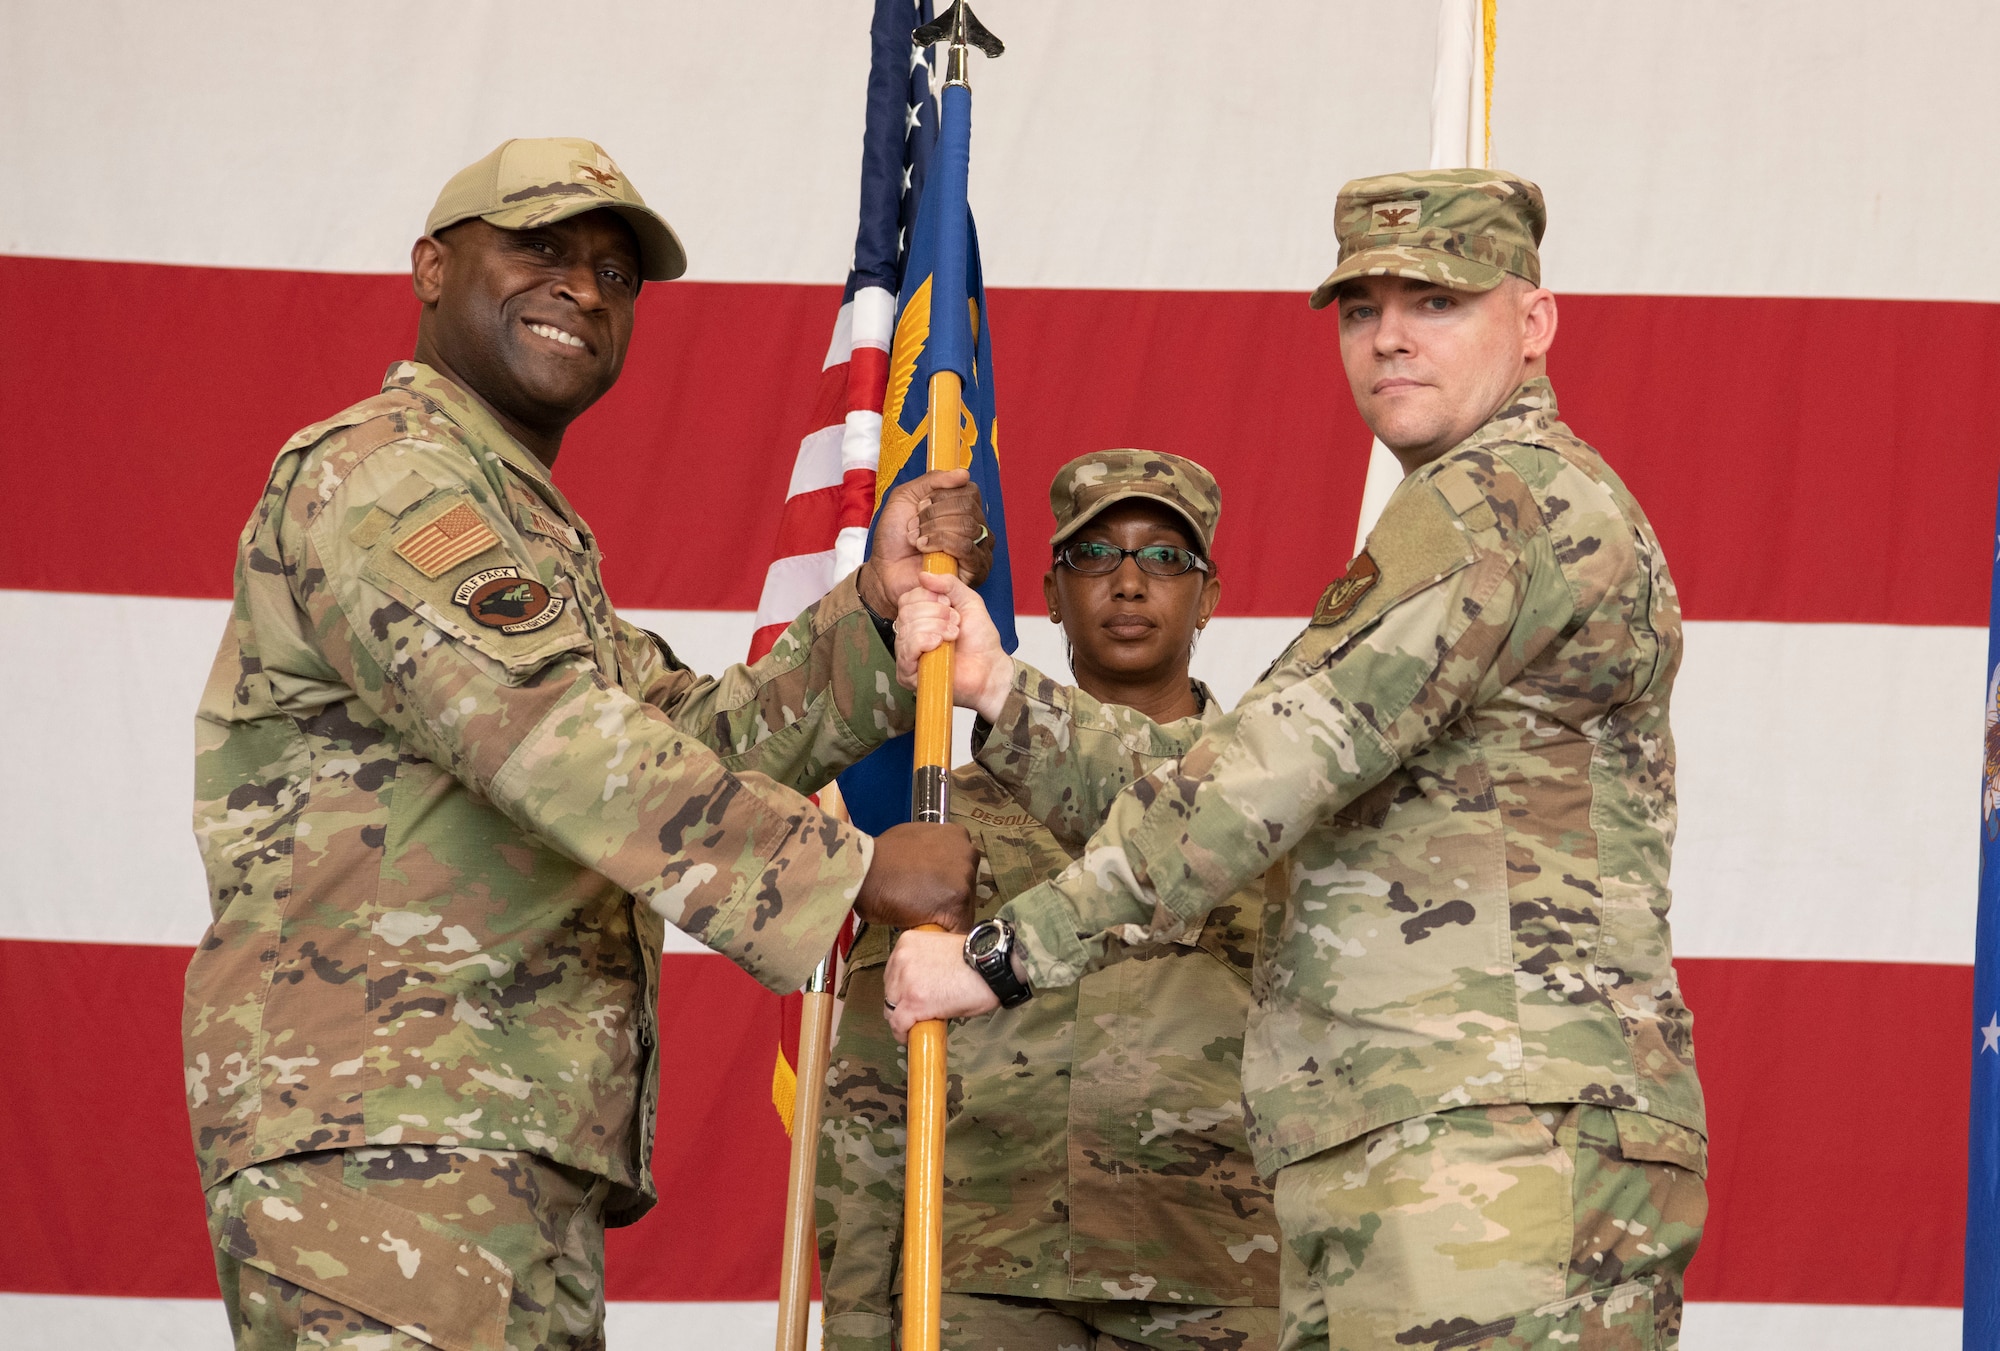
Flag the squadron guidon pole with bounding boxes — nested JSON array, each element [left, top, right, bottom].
[[902, 6, 1002, 1350]]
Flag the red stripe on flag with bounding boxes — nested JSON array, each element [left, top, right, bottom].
[[745, 622, 789, 665], [1677, 957, 1968, 1307], [803, 359, 851, 440], [4, 257, 1996, 623], [752, 465, 877, 593], [0, 938, 1970, 1307], [770, 483, 847, 560], [837, 466, 878, 532], [845, 344, 889, 416]]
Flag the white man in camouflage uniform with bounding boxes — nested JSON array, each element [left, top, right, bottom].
[[885, 171, 1708, 1351], [185, 138, 991, 1351], [818, 452, 1281, 1351]]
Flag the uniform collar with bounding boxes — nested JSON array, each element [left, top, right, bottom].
[[1475, 376, 1560, 446], [1192, 678, 1222, 721], [1405, 376, 1563, 493], [381, 360, 559, 489], [381, 361, 591, 537]]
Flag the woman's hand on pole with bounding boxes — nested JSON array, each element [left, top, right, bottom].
[[896, 574, 1013, 720], [883, 927, 1000, 1041]]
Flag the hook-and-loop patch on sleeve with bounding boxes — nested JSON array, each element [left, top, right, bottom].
[[358, 490, 592, 682]]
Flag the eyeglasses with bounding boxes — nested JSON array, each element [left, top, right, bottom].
[[1056, 541, 1210, 577]]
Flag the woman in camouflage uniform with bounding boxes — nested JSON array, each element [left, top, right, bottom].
[[816, 450, 1281, 1351]]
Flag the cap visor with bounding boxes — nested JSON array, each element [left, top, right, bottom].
[[1051, 489, 1211, 553], [1308, 248, 1508, 309], [481, 199, 687, 282]]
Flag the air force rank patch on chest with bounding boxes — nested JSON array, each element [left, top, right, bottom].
[[454, 567, 567, 633], [1313, 551, 1380, 626]]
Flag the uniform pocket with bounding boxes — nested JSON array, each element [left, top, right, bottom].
[[1615, 1110, 1708, 1178], [1523, 1277, 1659, 1350], [218, 1161, 514, 1351], [1594, 878, 1701, 1106]]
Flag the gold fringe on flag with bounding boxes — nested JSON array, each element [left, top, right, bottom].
[[771, 1045, 799, 1137]]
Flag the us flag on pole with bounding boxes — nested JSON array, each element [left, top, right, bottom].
[[759, 0, 937, 1133], [1967, 486, 2000, 1349], [745, 0, 938, 664]]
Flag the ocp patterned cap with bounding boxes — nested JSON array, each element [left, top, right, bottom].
[[1049, 450, 1220, 555], [1309, 168, 1545, 309], [426, 138, 687, 282]]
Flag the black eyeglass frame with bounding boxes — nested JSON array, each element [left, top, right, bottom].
[[1054, 541, 1212, 578]]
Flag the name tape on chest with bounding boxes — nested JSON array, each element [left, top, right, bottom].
[[523, 506, 584, 552], [454, 567, 568, 634]]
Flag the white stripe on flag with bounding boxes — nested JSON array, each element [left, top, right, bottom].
[[1670, 620, 1979, 965], [786, 424, 849, 498], [0, 590, 1979, 965], [819, 299, 854, 372], [0, 1294, 1957, 1351], [831, 524, 871, 587], [14, 3, 1997, 302], [849, 285, 897, 351], [0, 1294, 829, 1351], [840, 410, 885, 478], [1680, 1300, 1959, 1349], [751, 552, 839, 632]]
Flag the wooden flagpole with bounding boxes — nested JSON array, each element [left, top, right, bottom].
[[899, 8, 1001, 1348], [774, 782, 849, 1351], [773, 955, 835, 1351], [900, 362, 965, 1351]]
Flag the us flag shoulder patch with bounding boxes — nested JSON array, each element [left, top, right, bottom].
[[395, 501, 500, 578]]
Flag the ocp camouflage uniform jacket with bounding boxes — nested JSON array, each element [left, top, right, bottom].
[[817, 691, 1277, 1342], [187, 362, 909, 1223], [981, 379, 1706, 1179]]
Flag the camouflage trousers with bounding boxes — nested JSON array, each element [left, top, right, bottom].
[[821, 1294, 1277, 1351], [938, 1292, 1278, 1351], [1274, 1104, 1706, 1351], [206, 1146, 610, 1351]]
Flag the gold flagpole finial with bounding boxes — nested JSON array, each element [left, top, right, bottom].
[[914, 1, 1003, 87]]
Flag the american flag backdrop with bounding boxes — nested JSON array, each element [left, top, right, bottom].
[[2, 3, 1996, 1348]]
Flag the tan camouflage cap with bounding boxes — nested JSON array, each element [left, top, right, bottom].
[[426, 138, 687, 282], [1308, 168, 1545, 309], [1049, 450, 1220, 555]]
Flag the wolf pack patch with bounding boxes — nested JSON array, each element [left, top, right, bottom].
[[454, 567, 567, 634]]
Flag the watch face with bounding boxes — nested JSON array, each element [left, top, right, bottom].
[[967, 925, 1002, 959]]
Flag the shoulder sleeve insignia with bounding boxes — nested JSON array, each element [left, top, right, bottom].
[[1312, 551, 1380, 626], [395, 501, 500, 578], [454, 567, 568, 634]]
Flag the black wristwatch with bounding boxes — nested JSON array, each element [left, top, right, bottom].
[[963, 918, 1033, 1008]]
